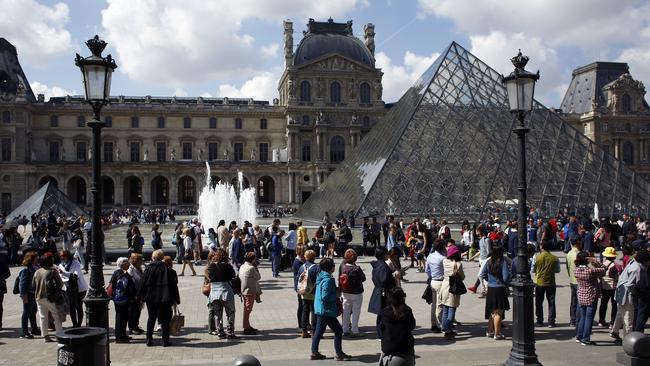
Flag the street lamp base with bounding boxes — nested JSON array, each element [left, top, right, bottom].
[[83, 295, 110, 328], [504, 353, 543, 366]]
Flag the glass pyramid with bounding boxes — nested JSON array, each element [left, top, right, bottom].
[[298, 42, 650, 221], [6, 182, 86, 224]]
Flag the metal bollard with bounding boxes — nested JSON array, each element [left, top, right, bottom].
[[231, 354, 261, 366]]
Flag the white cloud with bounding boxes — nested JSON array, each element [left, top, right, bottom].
[[30, 81, 75, 100], [217, 71, 280, 101], [375, 50, 440, 102], [101, 0, 367, 87], [618, 47, 650, 91], [0, 0, 72, 63], [172, 87, 188, 97]]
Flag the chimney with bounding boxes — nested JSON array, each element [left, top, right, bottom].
[[283, 20, 294, 67], [364, 23, 375, 57]]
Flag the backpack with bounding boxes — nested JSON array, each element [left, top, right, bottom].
[[344, 228, 353, 243], [113, 275, 129, 305], [297, 264, 314, 295], [45, 270, 63, 303]]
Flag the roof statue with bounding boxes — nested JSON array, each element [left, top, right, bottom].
[[298, 42, 650, 221]]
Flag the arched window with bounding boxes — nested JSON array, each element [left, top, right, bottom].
[[623, 141, 634, 165], [300, 81, 311, 102], [330, 136, 345, 163], [621, 93, 631, 113], [359, 82, 371, 103], [330, 81, 341, 103]]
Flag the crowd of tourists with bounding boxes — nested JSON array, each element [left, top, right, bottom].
[[0, 209, 649, 365]]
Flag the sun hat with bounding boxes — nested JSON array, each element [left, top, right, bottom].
[[446, 245, 460, 259], [602, 247, 617, 258]]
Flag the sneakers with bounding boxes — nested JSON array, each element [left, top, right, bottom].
[[580, 340, 596, 346], [310, 352, 327, 360], [547, 323, 556, 328], [467, 286, 477, 294], [486, 331, 495, 337]]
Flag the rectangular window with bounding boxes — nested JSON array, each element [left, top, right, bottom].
[[50, 115, 58, 127], [130, 142, 140, 162], [302, 140, 311, 162], [260, 118, 268, 130], [104, 116, 112, 128], [234, 143, 243, 162], [209, 117, 217, 129], [259, 143, 269, 162], [157, 117, 165, 129], [1, 138, 11, 161], [77, 116, 86, 128], [103, 142, 113, 162], [2, 111, 11, 123], [183, 117, 191, 128], [76, 141, 87, 162], [156, 142, 166, 162], [208, 142, 218, 161], [235, 118, 242, 129], [182, 142, 192, 160], [131, 116, 139, 128], [1, 193, 10, 213], [49, 141, 60, 162]]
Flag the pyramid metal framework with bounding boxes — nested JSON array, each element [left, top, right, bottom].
[[6, 182, 86, 224], [298, 42, 650, 221]]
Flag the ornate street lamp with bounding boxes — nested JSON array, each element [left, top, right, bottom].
[[502, 51, 541, 366], [75, 35, 116, 333]]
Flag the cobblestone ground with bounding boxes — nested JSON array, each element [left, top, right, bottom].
[[0, 250, 624, 365]]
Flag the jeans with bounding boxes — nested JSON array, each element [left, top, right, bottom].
[[576, 301, 597, 342], [341, 292, 363, 333], [302, 299, 316, 332], [311, 315, 343, 355], [297, 295, 303, 329], [569, 284, 579, 325], [271, 253, 281, 277], [175, 244, 183, 264], [36, 298, 63, 338], [146, 301, 172, 342], [208, 299, 235, 334], [21, 293, 38, 335], [286, 249, 296, 266], [599, 289, 617, 325], [535, 285, 556, 324], [634, 297, 650, 332], [430, 280, 443, 328], [68, 290, 85, 327], [441, 305, 456, 332], [114, 302, 130, 340], [128, 301, 142, 331]]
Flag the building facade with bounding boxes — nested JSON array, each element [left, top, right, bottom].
[[561, 62, 650, 181], [0, 18, 386, 213]]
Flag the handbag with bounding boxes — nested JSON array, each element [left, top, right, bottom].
[[169, 305, 185, 336], [449, 274, 467, 295], [201, 280, 211, 296], [105, 282, 114, 298], [421, 284, 433, 304], [336, 297, 343, 316]]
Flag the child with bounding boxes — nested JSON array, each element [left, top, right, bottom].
[[415, 237, 425, 272]]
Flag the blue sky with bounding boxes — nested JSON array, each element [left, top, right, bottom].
[[4, 0, 650, 107]]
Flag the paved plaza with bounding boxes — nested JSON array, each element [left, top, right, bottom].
[[0, 243, 626, 366]]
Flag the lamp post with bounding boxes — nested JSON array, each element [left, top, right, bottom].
[[502, 51, 541, 366], [75, 35, 116, 333]]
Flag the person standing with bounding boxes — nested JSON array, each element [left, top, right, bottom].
[[297, 221, 309, 248], [230, 229, 245, 272], [532, 241, 560, 327], [271, 230, 285, 278], [297, 250, 319, 338], [18, 252, 39, 338], [368, 247, 396, 338], [611, 250, 649, 340], [425, 239, 446, 333], [361, 217, 371, 255], [337, 218, 352, 257], [379, 287, 416, 366], [0, 252, 8, 330], [310, 258, 351, 361], [110, 257, 136, 343], [574, 252, 606, 345], [140, 249, 180, 347], [205, 248, 237, 338], [566, 236, 582, 326], [191, 219, 203, 265], [286, 223, 298, 265], [127, 253, 145, 335], [338, 249, 366, 337], [239, 252, 261, 335], [468, 230, 490, 298], [371, 217, 382, 250], [32, 255, 64, 342], [633, 249, 650, 332], [479, 245, 511, 340], [58, 250, 88, 328], [439, 245, 464, 339], [598, 247, 619, 327], [292, 246, 306, 331], [179, 228, 196, 276]]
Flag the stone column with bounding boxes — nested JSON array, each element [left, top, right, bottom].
[[614, 138, 620, 159], [288, 172, 294, 204], [287, 131, 294, 162], [114, 175, 124, 206], [142, 174, 151, 206], [316, 132, 323, 161], [637, 138, 643, 163], [169, 176, 178, 206]]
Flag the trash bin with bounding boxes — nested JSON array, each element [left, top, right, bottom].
[[56, 327, 107, 366]]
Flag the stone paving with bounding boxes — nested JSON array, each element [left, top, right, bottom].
[[0, 250, 625, 365]]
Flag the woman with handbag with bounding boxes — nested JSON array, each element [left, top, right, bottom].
[[18, 252, 40, 339], [205, 248, 238, 339], [58, 250, 88, 328], [338, 249, 366, 337], [479, 245, 511, 340], [439, 245, 465, 339], [239, 252, 261, 335], [110, 257, 136, 343], [310, 258, 351, 361]]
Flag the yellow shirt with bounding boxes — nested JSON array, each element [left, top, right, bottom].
[[297, 226, 308, 246], [566, 247, 579, 285]]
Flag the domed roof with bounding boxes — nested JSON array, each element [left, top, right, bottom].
[[294, 19, 374, 68]]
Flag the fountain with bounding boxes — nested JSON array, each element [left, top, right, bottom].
[[198, 162, 257, 230]]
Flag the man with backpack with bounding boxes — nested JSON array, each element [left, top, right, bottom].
[[296, 250, 320, 338]]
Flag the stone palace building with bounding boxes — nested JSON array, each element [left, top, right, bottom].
[[0, 18, 386, 212]]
